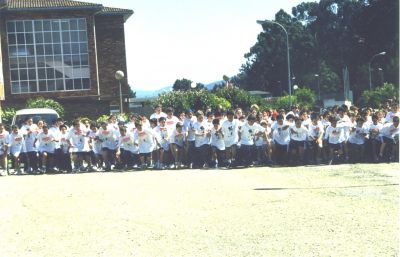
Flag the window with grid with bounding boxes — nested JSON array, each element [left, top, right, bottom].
[[7, 19, 90, 94]]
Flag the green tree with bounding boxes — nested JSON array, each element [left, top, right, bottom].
[[358, 83, 399, 108], [26, 97, 64, 117]]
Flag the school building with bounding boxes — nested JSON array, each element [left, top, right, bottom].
[[0, 0, 133, 119]]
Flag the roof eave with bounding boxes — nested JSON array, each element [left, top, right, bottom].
[[5, 5, 103, 13], [97, 10, 134, 22]]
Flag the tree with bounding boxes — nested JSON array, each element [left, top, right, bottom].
[[26, 97, 64, 117], [172, 78, 205, 91], [236, 0, 398, 102]]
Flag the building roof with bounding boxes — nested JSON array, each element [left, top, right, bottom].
[[1, 0, 134, 21]]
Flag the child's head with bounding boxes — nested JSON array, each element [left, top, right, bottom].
[[196, 110, 204, 122], [149, 118, 158, 128], [276, 114, 284, 125], [176, 122, 183, 131], [329, 116, 339, 127], [60, 124, 68, 133], [158, 117, 166, 126], [11, 125, 18, 133], [356, 117, 365, 126], [165, 107, 174, 117], [100, 121, 108, 130], [393, 116, 399, 127], [212, 118, 220, 129], [247, 114, 257, 125], [226, 110, 235, 121], [206, 111, 214, 121], [294, 117, 302, 128], [42, 125, 49, 133], [185, 109, 193, 118], [119, 126, 127, 136]]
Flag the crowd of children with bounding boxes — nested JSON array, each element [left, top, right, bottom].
[[0, 102, 398, 175]]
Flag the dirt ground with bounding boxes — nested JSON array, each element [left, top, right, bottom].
[[0, 163, 398, 257]]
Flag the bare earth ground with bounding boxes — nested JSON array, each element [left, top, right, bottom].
[[0, 163, 399, 257]]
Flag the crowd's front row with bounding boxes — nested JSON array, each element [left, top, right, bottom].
[[0, 106, 398, 175]]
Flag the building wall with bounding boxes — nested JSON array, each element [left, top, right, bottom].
[[95, 15, 129, 111], [0, 10, 130, 119]]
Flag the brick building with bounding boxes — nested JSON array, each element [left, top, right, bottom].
[[0, 0, 133, 120]]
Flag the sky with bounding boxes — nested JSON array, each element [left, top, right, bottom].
[[93, 0, 312, 91]]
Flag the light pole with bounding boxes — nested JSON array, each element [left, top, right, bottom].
[[257, 19, 292, 109], [368, 51, 386, 90], [314, 74, 320, 101], [115, 70, 125, 113]]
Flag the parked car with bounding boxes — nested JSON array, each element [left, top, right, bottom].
[[12, 108, 60, 128]]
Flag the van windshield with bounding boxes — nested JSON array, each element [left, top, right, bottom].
[[15, 114, 59, 128]]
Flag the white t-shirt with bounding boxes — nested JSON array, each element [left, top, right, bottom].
[[0, 130, 10, 155], [272, 122, 291, 145], [221, 119, 240, 147], [193, 120, 211, 147], [369, 123, 383, 140], [240, 122, 265, 146], [98, 128, 118, 150], [290, 125, 308, 141], [183, 117, 196, 142], [380, 123, 399, 139], [135, 128, 156, 154], [324, 126, 345, 144], [59, 133, 71, 154], [170, 129, 186, 147], [88, 131, 102, 154], [49, 126, 62, 149], [67, 128, 91, 152], [36, 132, 56, 153], [308, 122, 324, 141], [149, 112, 167, 121], [154, 125, 171, 150], [385, 112, 400, 123], [165, 116, 180, 131], [210, 127, 225, 150], [126, 121, 137, 134], [118, 134, 139, 154], [21, 124, 38, 152], [8, 132, 24, 155], [348, 125, 368, 145]]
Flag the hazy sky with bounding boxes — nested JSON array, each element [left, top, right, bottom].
[[94, 0, 312, 91]]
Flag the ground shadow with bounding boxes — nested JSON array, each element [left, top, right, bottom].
[[254, 183, 399, 191]]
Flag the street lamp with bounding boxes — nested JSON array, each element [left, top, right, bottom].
[[314, 74, 320, 101], [368, 51, 386, 90], [115, 70, 125, 113], [257, 19, 292, 109]]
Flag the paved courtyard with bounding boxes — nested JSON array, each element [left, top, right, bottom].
[[0, 163, 398, 257]]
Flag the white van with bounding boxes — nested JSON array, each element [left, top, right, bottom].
[[12, 108, 60, 128]]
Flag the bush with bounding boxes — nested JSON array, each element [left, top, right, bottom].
[[358, 83, 399, 108], [214, 86, 263, 109], [1, 107, 17, 124], [154, 89, 231, 113], [26, 97, 64, 117], [275, 87, 316, 109]]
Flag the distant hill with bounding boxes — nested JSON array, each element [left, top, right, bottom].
[[133, 80, 226, 98]]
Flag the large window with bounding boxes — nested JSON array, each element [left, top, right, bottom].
[[7, 19, 90, 94]]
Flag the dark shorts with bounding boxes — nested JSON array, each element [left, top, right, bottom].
[[290, 140, 305, 149], [329, 143, 342, 151], [140, 152, 151, 158], [381, 136, 397, 144], [72, 152, 91, 158]]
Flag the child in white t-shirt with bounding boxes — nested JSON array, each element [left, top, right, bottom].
[[348, 117, 368, 163], [170, 122, 187, 168], [210, 119, 225, 168], [0, 123, 9, 175], [117, 126, 139, 169], [289, 117, 308, 165], [369, 114, 383, 162], [8, 125, 24, 174], [324, 116, 345, 164], [135, 119, 159, 169], [35, 125, 57, 173]]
